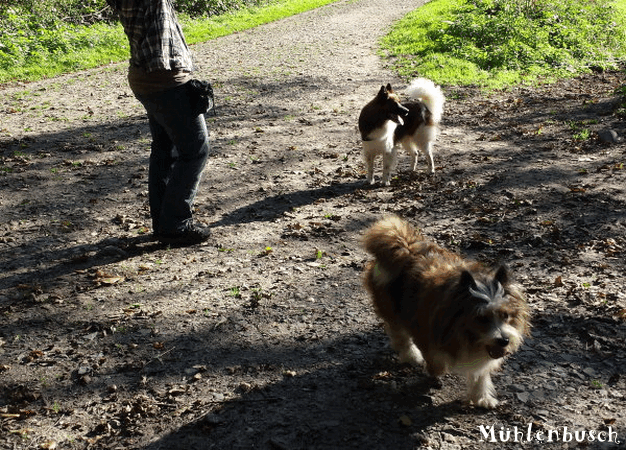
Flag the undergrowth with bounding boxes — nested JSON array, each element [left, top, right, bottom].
[[0, 0, 337, 83], [2, 0, 626, 87], [382, 0, 626, 88]]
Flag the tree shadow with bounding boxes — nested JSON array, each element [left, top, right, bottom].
[[210, 180, 367, 228]]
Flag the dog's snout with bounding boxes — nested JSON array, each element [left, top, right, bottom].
[[496, 337, 510, 348]]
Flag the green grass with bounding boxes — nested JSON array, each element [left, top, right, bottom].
[[0, 0, 339, 84], [4, 0, 626, 88], [381, 0, 626, 89], [0, 22, 129, 83], [182, 0, 338, 43]]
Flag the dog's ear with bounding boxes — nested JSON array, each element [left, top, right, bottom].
[[463, 271, 493, 304], [494, 265, 509, 285], [377, 85, 388, 98], [386, 83, 394, 93], [460, 270, 477, 291]]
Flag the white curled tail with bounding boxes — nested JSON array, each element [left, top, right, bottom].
[[405, 78, 445, 123]]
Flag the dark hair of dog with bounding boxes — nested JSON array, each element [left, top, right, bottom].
[[394, 100, 433, 143], [358, 84, 409, 141]]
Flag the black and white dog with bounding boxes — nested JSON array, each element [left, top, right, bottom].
[[358, 78, 445, 185]]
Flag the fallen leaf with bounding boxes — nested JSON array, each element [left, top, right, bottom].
[[136, 226, 150, 234], [94, 270, 124, 285], [372, 371, 393, 380], [28, 350, 44, 360], [399, 415, 412, 427], [99, 276, 124, 285]]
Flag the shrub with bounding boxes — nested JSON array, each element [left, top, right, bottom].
[[434, 0, 624, 72], [0, 0, 115, 25], [383, 0, 626, 87], [438, 0, 619, 70], [0, 0, 269, 78]]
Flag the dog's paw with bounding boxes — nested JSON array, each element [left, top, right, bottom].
[[380, 172, 392, 186], [473, 396, 498, 409], [398, 345, 424, 366]]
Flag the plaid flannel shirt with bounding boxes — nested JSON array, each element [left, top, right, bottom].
[[114, 0, 194, 73]]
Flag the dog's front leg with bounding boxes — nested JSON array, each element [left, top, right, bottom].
[[361, 141, 378, 184], [467, 372, 498, 409], [381, 146, 397, 186], [365, 157, 376, 184], [384, 322, 424, 365]]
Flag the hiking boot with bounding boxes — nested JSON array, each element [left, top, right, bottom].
[[158, 223, 211, 246]]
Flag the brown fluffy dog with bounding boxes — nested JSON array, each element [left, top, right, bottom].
[[363, 216, 530, 408]]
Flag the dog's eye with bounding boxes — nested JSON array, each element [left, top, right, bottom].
[[476, 315, 490, 324], [500, 312, 510, 321]]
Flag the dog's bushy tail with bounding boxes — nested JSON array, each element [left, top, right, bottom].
[[406, 78, 445, 124], [363, 216, 423, 280]]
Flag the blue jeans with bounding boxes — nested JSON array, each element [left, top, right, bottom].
[[134, 84, 209, 235]]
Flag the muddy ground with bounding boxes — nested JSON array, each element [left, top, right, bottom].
[[1, 0, 626, 449]]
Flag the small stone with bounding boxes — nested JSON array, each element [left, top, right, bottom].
[[598, 129, 619, 144], [582, 367, 596, 377], [544, 380, 559, 390], [412, 432, 430, 446], [399, 415, 412, 427], [168, 387, 186, 396], [100, 245, 128, 257], [268, 438, 289, 450], [510, 383, 527, 392]]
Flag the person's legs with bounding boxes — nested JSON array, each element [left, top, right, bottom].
[[136, 84, 210, 238], [156, 98, 209, 234], [146, 114, 175, 234]]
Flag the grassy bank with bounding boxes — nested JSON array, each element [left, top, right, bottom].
[[0, 0, 339, 84], [4, 0, 625, 88], [382, 0, 626, 88]]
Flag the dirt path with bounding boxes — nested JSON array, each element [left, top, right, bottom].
[[1, 0, 626, 449]]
